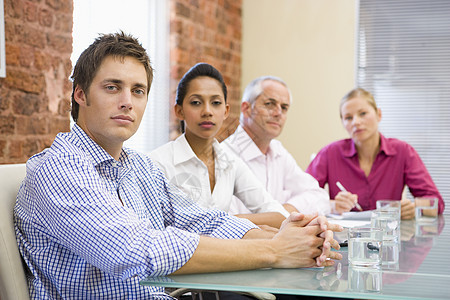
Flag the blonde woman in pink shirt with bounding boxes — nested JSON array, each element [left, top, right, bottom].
[[307, 88, 444, 219]]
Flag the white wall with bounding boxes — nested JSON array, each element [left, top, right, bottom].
[[242, 0, 356, 169]]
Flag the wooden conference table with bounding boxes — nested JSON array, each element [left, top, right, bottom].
[[141, 215, 449, 300]]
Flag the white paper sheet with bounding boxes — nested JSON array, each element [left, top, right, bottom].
[[327, 210, 373, 220], [328, 219, 371, 228], [327, 210, 373, 227]]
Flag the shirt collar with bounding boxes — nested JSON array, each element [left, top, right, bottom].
[[173, 134, 198, 165], [231, 126, 263, 161], [343, 133, 396, 157], [212, 138, 232, 170], [233, 125, 282, 160], [342, 139, 357, 158], [267, 139, 283, 158], [379, 133, 396, 156], [173, 134, 231, 170], [70, 124, 129, 167]]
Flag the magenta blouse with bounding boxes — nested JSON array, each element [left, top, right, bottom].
[[306, 134, 444, 214]]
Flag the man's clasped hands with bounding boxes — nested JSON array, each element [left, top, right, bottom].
[[259, 212, 343, 268]]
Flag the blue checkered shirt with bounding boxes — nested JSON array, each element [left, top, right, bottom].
[[14, 124, 257, 299]]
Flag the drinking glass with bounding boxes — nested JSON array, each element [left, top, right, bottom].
[[371, 210, 400, 242], [414, 197, 438, 223], [348, 227, 383, 268], [376, 200, 401, 220], [348, 265, 382, 293], [381, 241, 399, 268]]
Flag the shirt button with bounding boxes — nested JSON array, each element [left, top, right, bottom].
[[111, 161, 118, 167]]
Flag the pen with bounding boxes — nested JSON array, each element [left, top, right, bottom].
[[339, 240, 348, 247], [336, 181, 363, 211]]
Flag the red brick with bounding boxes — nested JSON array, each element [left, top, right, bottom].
[[190, 0, 199, 8], [57, 99, 71, 117], [55, 14, 73, 32], [0, 89, 11, 111], [4, 0, 24, 19], [19, 45, 35, 67], [195, 26, 204, 40], [9, 140, 23, 159], [34, 50, 50, 70], [17, 24, 46, 48], [169, 0, 242, 139], [42, 136, 55, 149], [24, 2, 38, 23], [57, 0, 73, 14], [63, 59, 73, 77], [171, 20, 183, 34], [13, 92, 43, 116], [45, 0, 62, 10], [49, 116, 70, 135], [1, 0, 72, 164], [23, 138, 41, 158], [0, 115, 16, 134], [175, 2, 190, 18], [39, 8, 53, 27], [6, 69, 45, 94], [63, 79, 72, 96], [47, 34, 73, 53], [4, 22, 17, 43], [5, 44, 20, 66], [16, 115, 48, 135], [0, 140, 6, 158]]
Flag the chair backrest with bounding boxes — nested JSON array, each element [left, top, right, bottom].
[[0, 163, 30, 300]]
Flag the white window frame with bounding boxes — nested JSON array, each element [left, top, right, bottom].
[[72, 0, 170, 153]]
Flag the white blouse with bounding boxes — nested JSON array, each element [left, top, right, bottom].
[[148, 134, 289, 217]]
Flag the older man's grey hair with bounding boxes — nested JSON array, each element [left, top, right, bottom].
[[240, 76, 292, 122]]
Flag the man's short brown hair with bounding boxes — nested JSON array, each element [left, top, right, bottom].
[[70, 32, 153, 122]]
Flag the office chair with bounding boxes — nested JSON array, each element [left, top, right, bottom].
[[0, 163, 30, 300]]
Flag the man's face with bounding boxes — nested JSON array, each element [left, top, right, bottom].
[[74, 56, 148, 152], [243, 80, 290, 141]]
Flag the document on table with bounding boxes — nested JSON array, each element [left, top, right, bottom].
[[328, 210, 373, 220], [327, 210, 373, 228]]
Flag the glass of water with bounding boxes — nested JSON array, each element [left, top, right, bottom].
[[381, 241, 399, 268], [348, 265, 382, 293], [371, 210, 400, 242], [376, 200, 401, 220], [348, 227, 383, 268], [414, 197, 438, 223]]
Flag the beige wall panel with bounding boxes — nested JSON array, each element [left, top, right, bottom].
[[242, 0, 356, 169]]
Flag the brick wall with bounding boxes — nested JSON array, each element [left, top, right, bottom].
[[169, 0, 242, 141], [0, 0, 73, 164], [0, 0, 241, 163]]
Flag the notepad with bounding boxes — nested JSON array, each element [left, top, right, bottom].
[[327, 210, 373, 228], [328, 219, 371, 228], [328, 210, 373, 220]]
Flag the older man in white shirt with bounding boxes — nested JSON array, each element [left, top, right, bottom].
[[223, 76, 331, 216]]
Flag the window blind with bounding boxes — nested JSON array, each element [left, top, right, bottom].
[[357, 0, 450, 215]]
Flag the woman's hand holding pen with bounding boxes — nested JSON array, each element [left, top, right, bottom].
[[333, 191, 360, 214], [333, 181, 363, 214]]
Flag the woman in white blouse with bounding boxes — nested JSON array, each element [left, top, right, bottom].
[[149, 63, 290, 228]]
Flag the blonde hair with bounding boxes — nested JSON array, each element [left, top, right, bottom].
[[340, 88, 378, 118]]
